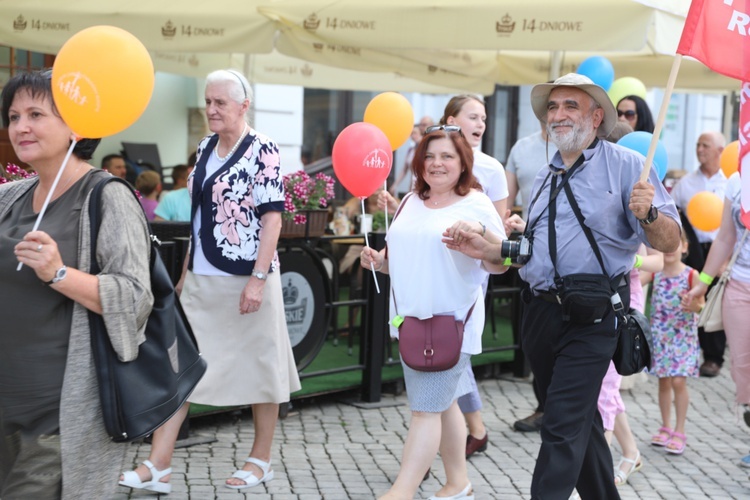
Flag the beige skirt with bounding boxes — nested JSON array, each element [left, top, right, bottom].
[[181, 271, 301, 406]]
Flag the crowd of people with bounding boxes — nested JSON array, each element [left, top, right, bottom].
[[1, 67, 748, 500]]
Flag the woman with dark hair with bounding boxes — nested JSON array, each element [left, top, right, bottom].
[[0, 70, 153, 498], [616, 95, 655, 133], [360, 127, 506, 500]]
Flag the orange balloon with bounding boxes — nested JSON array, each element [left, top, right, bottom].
[[686, 191, 723, 232], [720, 140, 740, 178], [52, 26, 154, 138], [364, 92, 414, 151]]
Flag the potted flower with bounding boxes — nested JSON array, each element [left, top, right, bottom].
[[281, 171, 335, 238], [0, 163, 36, 184]]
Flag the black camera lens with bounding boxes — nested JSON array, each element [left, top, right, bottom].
[[501, 240, 519, 259]]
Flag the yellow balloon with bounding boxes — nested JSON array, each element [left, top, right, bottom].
[[52, 26, 154, 138], [686, 191, 724, 232], [608, 77, 647, 106], [364, 92, 414, 151], [720, 140, 740, 178]]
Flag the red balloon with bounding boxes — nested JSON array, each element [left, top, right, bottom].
[[332, 122, 393, 198]]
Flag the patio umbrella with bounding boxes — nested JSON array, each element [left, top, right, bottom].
[[0, 0, 737, 92]]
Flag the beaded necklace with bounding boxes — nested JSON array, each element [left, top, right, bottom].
[[214, 123, 249, 162]]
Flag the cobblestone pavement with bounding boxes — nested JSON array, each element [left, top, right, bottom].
[[117, 360, 750, 499]]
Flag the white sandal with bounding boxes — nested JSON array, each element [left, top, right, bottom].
[[614, 450, 642, 486], [428, 482, 474, 499], [225, 457, 274, 490], [119, 459, 172, 494]]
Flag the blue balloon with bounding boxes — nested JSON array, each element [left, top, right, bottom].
[[576, 56, 615, 91], [617, 131, 668, 182]]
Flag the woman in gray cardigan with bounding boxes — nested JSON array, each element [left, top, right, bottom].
[[0, 70, 153, 499]]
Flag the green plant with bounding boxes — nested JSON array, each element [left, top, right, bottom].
[[371, 211, 392, 232]]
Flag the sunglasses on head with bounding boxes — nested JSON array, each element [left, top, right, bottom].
[[425, 125, 462, 134], [617, 110, 636, 118]]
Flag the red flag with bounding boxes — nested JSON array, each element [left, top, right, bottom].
[[677, 0, 750, 82], [740, 82, 750, 229]]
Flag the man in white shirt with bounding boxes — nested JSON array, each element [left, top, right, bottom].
[[669, 130, 727, 377]]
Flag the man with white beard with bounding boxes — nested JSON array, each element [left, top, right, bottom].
[[445, 74, 681, 499], [520, 75, 681, 499]]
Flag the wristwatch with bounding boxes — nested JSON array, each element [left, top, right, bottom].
[[251, 269, 268, 281], [45, 265, 67, 285], [638, 205, 659, 225]]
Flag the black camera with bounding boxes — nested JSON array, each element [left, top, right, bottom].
[[501, 235, 533, 265]]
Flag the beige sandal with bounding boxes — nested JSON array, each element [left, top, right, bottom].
[[614, 450, 642, 486]]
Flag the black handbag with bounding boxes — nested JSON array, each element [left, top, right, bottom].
[[613, 308, 653, 376], [87, 177, 207, 442]]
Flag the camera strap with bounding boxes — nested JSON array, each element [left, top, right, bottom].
[[548, 177, 625, 312], [525, 156, 584, 238]]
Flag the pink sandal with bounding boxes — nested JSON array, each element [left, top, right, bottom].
[[666, 431, 687, 455], [650, 426, 672, 447]]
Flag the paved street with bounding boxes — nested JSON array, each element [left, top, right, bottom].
[[117, 359, 750, 499]]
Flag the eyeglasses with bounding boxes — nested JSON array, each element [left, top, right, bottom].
[[617, 110, 636, 119], [425, 125, 462, 134]]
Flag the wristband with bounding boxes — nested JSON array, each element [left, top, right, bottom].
[[634, 255, 643, 269], [503, 257, 512, 266], [479, 222, 486, 236], [698, 272, 714, 286]]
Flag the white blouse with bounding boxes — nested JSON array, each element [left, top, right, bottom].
[[386, 189, 506, 354]]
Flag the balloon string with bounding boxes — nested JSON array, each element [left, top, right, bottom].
[[17, 138, 77, 271], [362, 197, 380, 294], [383, 180, 389, 234]]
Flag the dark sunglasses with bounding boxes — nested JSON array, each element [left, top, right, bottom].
[[425, 125, 462, 134], [617, 110, 636, 118]]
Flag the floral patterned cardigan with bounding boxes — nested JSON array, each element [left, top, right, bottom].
[[188, 129, 285, 276]]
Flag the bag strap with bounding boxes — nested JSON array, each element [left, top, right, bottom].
[[389, 191, 475, 325], [385, 192, 413, 261], [718, 228, 749, 284], [560, 180, 608, 278], [89, 176, 152, 274], [391, 286, 476, 325], [550, 166, 625, 312]]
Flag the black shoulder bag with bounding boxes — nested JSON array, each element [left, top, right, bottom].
[[552, 179, 652, 375], [88, 177, 207, 442]]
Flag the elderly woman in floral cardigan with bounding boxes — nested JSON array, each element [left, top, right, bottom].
[[120, 69, 300, 494]]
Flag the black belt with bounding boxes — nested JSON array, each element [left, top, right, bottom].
[[534, 290, 561, 304]]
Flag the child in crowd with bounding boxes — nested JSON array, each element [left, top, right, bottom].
[[641, 230, 704, 455], [135, 170, 162, 221], [599, 245, 663, 486]]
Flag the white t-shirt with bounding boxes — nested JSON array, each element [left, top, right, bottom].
[[670, 168, 727, 243], [386, 190, 506, 354], [505, 131, 557, 219], [472, 149, 509, 204], [724, 173, 750, 283]]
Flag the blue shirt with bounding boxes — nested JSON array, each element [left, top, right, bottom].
[[154, 188, 191, 222], [519, 139, 680, 292]]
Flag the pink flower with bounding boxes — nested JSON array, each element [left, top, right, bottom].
[[281, 171, 336, 225], [215, 199, 249, 246]]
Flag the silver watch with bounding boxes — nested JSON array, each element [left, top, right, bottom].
[[45, 265, 67, 285], [251, 269, 268, 281]]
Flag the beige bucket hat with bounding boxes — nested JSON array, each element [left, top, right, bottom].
[[530, 73, 617, 138]]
